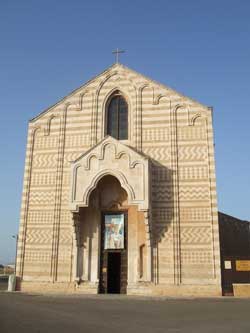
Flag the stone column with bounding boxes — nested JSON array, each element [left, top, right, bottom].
[[144, 210, 152, 282], [72, 212, 83, 282]]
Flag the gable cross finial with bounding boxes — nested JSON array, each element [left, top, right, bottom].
[[112, 48, 125, 63]]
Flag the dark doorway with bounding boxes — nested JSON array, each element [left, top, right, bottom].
[[107, 252, 121, 293]]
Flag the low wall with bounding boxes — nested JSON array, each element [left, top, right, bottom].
[[233, 284, 250, 297], [20, 280, 221, 297], [20, 281, 76, 294], [128, 283, 222, 297]]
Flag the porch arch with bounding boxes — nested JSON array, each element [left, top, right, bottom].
[[84, 169, 135, 208], [69, 136, 150, 212]]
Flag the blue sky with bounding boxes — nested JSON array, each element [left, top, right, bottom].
[[0, 0, 249, 264]]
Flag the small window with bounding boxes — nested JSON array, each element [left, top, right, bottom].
[[107, 92, 128, 140]]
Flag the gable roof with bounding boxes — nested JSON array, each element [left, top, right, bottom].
[[30, 62, 210, 123], [72, 135, 149, 164]]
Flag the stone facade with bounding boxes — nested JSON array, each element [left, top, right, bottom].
[[17, 63, 221, 295]]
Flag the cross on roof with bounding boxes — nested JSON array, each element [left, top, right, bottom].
[[112, 48, 125, 63]]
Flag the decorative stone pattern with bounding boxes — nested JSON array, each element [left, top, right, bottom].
[[17, 63, 221, 295]]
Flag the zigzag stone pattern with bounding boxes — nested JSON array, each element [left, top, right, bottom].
[[179, 186, 209, 201], [180, 227, 212, 245], [58, 229, 73, 245], [26, 228, 52, 245], [152, 187, 173, 202], [177, 145, 208, 162], [33, 153, 59, 169], [29, 191, 56, 206], [143, 147, 171, 161], [64, 152, 85, 164], [17, 63, 221, 295]]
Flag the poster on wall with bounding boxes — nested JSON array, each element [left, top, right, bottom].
[[104, 214, 124, 249]]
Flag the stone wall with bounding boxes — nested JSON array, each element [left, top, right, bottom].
[[17, 63, 221, 295]]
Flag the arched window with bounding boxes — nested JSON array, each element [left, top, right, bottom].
[[106, 91, 128, 140]]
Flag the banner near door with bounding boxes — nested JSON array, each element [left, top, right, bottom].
[[104, 214, 124, 250]]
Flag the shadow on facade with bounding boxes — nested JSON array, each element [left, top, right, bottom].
[[151, 160, 175, 284], [74, 159, 175, 287]]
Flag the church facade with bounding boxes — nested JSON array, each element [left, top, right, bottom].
[[16, 63, 221, 295]]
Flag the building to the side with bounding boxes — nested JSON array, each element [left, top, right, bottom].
[[218, 212, 250, 296], [16, 63, 221, 296]]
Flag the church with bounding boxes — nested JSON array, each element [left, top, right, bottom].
[[16, 62, 221, 296]]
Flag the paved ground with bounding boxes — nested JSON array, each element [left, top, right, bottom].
[[0, 293, 250, 333]]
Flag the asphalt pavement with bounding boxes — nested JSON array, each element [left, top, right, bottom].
[[0, 292, 250, 333]]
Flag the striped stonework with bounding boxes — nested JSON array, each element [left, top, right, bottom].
[[17, 63, 221, 296]]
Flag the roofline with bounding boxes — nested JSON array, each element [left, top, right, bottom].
[[218, 211, 250, 223], [30, 62, 211, 123], [117, 63, 211, 110], [29, 62, 118, 122]]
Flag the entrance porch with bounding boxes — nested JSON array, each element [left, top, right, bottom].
[[69, 137, 152, 294], [72, 175, 151, 294]]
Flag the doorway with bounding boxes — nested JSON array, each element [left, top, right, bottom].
[[107, 252, 121, 293], [99, 212, 127, 294]]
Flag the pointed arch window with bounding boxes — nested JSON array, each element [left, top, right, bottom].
[[106, 91, 128, 140]]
